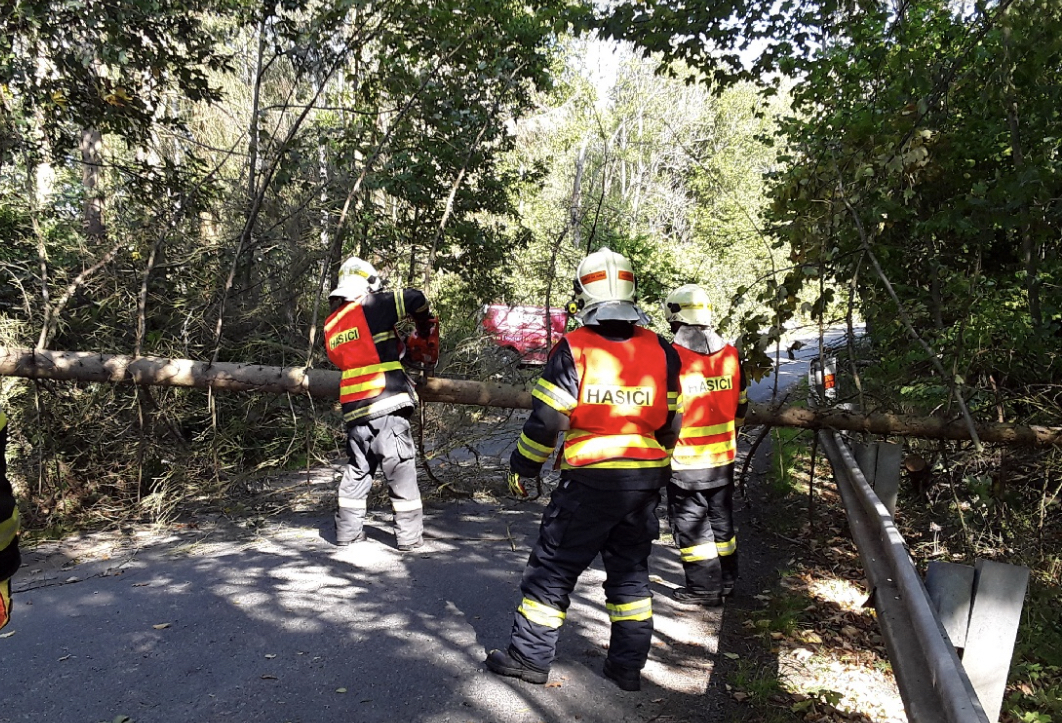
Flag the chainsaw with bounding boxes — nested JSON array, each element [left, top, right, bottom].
[[401, 316, 440, 384]]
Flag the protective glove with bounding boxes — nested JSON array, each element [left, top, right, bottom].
[[0, 577, 11, 631], [507, 471, 536, 499]]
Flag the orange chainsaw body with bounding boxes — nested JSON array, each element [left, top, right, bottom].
[[403, 317, 440, 374]]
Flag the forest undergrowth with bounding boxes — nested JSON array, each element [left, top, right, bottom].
[[742, 406, 1062, 723]]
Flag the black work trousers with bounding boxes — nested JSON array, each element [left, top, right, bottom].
[[666, 482, 738, 595], [508, 477, 661, 672]]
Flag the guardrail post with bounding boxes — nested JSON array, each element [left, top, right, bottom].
[[852, 441, 902, 515], [925, 561, 976, 648], [872, 442, 902, 516], [963, 560, 1030, 722], [853, 441, 877, 483], [925, 559, 1030, 722]]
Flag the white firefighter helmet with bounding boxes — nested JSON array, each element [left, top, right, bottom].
[[664, 284, 713, 326], [329, 256, 382, 300], [570, 247, 650, 325]]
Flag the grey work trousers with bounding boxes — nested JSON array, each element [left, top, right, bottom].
[[336, 414, 423, 547]]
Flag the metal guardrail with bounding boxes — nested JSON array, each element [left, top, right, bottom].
[[817, 429, 990, 723]]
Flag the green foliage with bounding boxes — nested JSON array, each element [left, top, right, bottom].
[[0, 0, 238, 155], [0, 0, 582, 525], [501, 41, 790, 344], [596, 0, 1062, 393]]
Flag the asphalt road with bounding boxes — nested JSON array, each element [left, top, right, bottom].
[[2, 494, 730, 723], [0, 325, 850, 723], [747, 324, 858, 405]]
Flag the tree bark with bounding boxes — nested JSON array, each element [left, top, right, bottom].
[[0, 347, 533, 409], [4, 347, 1062, 448], [80, 127, 105, 239]]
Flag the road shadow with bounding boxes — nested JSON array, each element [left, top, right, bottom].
[[5, 490, 729, 723]]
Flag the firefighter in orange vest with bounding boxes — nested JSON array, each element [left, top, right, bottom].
[[663, 284, 747, 606], [0, 408, 20, 631], [324, 257, 436, 551], [485, 248, 683, 692]]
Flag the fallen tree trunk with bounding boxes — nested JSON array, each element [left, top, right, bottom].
[[746, 405, 1062, 447], [3, 347, 1061, 447], [0, 346, 531, 407]]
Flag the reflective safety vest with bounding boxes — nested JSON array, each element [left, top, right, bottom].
[[324, 302, 403, 406], [671, 343, 742, 471], [562, 326, 671, 470]]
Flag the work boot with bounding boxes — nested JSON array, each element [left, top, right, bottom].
[[603, 659, 641, 691], [673, 587, 723, 607], [336, 531, 367, 547], [397, 538, 423, 552], [485, 648, 549, 684]]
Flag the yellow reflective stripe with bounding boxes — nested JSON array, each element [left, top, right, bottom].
[[565, 433, 664, 457], [667, 392, 680, 412], [679, 421, 735, 439], [716, 537, 737, 556], [392, 498, 422, 512], [373, 330, 397, 344], [518, 433, 552, 463], [341, 361, 403, 379], [532, 379, 577, 414], [680, 541, 719, 562], [324, 303, 360, 333], [518, 598, 566, 629], [673, 440, 736, 457], [607, 597, 652, 622], [341, 377, 387, 395], [0, 578, 10, 631], [337, 497, 367, 510], [561, 458, 670, 470], [0, 411, 6, 431], [396, 292, 405, 319], [0, 508, 18, 551], [738, 391, 748, 403]]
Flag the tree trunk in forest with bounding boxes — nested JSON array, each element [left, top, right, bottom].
[[80, 128, 105, 239], [1003, 25, 1042, 326], [570, 142, 586, 248], [4, 347, 1062, 448], [247, 15, 266, 205]]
